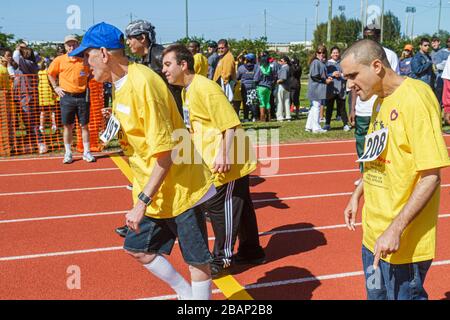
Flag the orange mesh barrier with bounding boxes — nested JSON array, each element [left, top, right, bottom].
[[76, 80, 105, 153], [0, 73, 106, 157]]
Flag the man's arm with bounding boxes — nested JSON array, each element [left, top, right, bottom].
[[344, 179, 364, 231], [349, 88, 357, 126], [213, 127, 237, 174], [47, 73, 65, 98], [373, 168, 441, 269], [125, 150, 173, 233]]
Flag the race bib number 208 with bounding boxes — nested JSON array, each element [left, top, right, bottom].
[[357, 128, 389, 163]]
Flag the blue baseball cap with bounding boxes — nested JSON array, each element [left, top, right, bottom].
[[69, 22, 125, 57]]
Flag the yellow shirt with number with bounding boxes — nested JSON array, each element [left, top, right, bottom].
[[182, 74, 257, 187], [113, 63, 214, 219], [193, 53, 209, 77], [362, 77, 450, 264]]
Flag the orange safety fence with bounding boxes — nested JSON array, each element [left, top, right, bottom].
[[0, 73, 106, 157]]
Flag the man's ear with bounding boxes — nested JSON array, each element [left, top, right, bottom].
[[100, 48, 109, 63], [371, 59, 384, 75]]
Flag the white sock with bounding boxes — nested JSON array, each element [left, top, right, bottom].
[[191, 279, 212, 300], [64, 144, 72, 155], [83, 143, 90, 154], [144, 255, 192, 300]]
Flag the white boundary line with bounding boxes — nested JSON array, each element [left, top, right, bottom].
[[0, 210, 127, 224], [0, 185, 127, 197], [2, 214, 450, 261], [0, 152, 116, 162], [0, 168, 120, 178], [258, 153, 356, 162]]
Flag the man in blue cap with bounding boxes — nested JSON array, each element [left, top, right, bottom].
[[71, 22, 216, 300]]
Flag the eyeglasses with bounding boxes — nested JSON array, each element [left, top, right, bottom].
[[423, 44, 430, 47], [317, 52, 325, 54]]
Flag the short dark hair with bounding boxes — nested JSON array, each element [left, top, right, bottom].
[[0, 47, 12, 57], [188, 40, 200, 48], [218, 39, 228, 47], [420, 38, 430, 45], [432, 36, 440, 42], [330, 46, 341, 54], [162, 44, 195, 72]]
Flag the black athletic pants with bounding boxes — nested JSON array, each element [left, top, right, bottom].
[[200, 175, 264, 268]]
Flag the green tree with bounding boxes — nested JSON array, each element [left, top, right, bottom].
[[0, 31, 14, 48], [289, 44, 310, 74], [313, 15, 361, 48]]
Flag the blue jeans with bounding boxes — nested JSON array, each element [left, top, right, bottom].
[[362, 246, 432, 300]]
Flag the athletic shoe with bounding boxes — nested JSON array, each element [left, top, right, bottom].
[[323, 124, 331, 131], [234, 253, 266, 266], [115, 225, 128, 238], [83, 152, 96, 163], [305, 128, 312, 132], [38, 143, 48, 154], [126, 184, 133, 191], [63, 153, 73, 164], [343, 125, 352, 132], [312, 128, 327, 134], [320, 118, 326, 123], [211, 263, 231, 279], [51, 125, 57, 133], [39, 126, 45, 133]]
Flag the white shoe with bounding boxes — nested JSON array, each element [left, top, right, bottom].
[[51, 125, 57, 133], [39, 126, 45, 133], [343, 125, 351, 132], [83, 152, 96, 163], [312, 128, 327, 134], [38, 143, 48, 154], [320, 118, 326, 123], [63, 153, 73, 164], [305, 128, 312, 132]]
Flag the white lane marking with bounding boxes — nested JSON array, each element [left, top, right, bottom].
[[255, 169, 359, 179], [3, 214, 450, 261], [0, 168, 120, 178], [0, 185, 128, 197], [0, 211, 126, 224], [0, 152, 116, 162], [138, 259, 450, 300], [255, 140, 354, 148], [258, 153, 356, 161]]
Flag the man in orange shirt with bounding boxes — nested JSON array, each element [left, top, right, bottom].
[[48, 35, 95, 164]]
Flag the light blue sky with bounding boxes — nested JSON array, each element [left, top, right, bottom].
[[1, 0, 449, 43]]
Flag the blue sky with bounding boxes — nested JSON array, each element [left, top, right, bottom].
[[1, 0, 449, 43]]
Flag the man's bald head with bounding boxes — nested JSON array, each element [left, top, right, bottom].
[[342, 39, 390, 68]]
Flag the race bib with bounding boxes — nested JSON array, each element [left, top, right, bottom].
[[357, 128, 389, 163], [183, 104, 191, 129], [100, 114, 121, 144]]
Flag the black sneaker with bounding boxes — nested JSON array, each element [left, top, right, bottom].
[[210, 263, 230, 279], [115, 225, 129, 238]]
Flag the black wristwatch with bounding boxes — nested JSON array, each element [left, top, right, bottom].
[[138, 192, 152, 207]]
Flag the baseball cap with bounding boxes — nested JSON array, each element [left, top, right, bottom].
[[245, 53, 256, 61], [64, 35, 79, 44], [404, 44, 414, 51], [125, 20, 156, 43], [69, 22, 125, 57]]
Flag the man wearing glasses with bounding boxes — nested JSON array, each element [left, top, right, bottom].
[[213, 39, 236, 102], [411, 38, 434, 87]]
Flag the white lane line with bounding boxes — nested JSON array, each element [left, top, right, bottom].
[[3, 214, 450, 261], [0, 152, 116, 162], [0, 168, 120, 178], [139, 258, 450, 300], [0, 185, 127, 197], [255, 140, 354, 148], [255, 169, 359, 179], [0, 210, 127, 224], [258, 153, 356, 161]]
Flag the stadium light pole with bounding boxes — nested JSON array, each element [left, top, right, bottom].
[[185, 0, 189, 39], [438, 0, 442, 33], [380, 0, 384, 43], [92, 0, 95, 25], [315, 0, 320, 30], [327, 0, 332, 45]]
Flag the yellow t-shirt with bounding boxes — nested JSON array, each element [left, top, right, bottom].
[[113, 63, 214, 219], [362, 77, 450, 264], [0, 65, 10, 90], [193, 53, 209, 77], [182, 74, 257, 187], [38, 70, 56, 106]]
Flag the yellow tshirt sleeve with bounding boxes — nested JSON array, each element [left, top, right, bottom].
[[205, 90, 242, 133], [141, 86, 179, 157], [405, 86, 450, 171]]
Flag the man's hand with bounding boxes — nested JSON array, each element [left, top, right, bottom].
[[444, 112, 450, 126], [125, 202, 146, 234], [213, 152, 231, 174], [54, 86, 65, 98], [325, 77, 333, 85], [332, 71, 340, 78], [344, 195, 359, 231], [349, 110, 356, 127], [102, 107, 112, 120], [373, 226, 401, 270]]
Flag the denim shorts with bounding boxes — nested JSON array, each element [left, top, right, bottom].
[[124, 207, 212, 266], [362, 245, 432, 300], [60, 94, 90, 126]]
